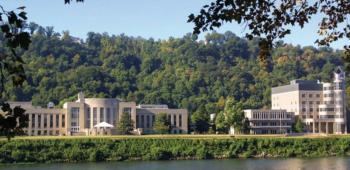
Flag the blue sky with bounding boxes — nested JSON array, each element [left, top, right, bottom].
[[2, 0, 347, 49]]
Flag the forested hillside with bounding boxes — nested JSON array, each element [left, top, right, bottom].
[[2, 24, 347, 115]]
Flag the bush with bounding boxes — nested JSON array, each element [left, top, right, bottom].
[[1, 137, 350, 163]]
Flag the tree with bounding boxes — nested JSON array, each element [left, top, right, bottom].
[[0, 5, 31, 140], [293, 117, 304, 133], [0, 0, 83, 140], [215, 111, 229, 133], [117, 112, 134, 135], [189, 0, 350, 70], [216, 97, 249, 134], [153, 113, 170, 134], [191, 106, 210, 133]]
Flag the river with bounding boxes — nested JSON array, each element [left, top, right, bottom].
[[1, 157, 349, 170]]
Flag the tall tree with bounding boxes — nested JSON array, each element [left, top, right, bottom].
[[117, 112, 134, 135], [191, 106, 210, 133], [217, 97, 249, 134], [153, 113, 170, 134]]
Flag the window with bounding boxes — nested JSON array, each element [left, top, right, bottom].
[[173, 115, 177, 126], [320, 108, 335, 112], [309, 101, 313, 104], [316, 94, 320, 98], [146, 115, 150, 128], [123, 107, 131, 114], [71, 107, 80, 127], [309, 94, 313, 98], [309, 108, 313, 112], [136, 115, 139, 128], [141, 115, 144, 128], [112, 108, 117, 125], [93, 107, 97, 126], [62, 114, 65, 128], [31, 114, 35, 128], [86, 107, 91, 129], [302, 101, 306, 104], [106, 108, 111, 124], [316, 101, 320, 105], [302, 94, 306, 98], [56, 114, 59, 128], [302, 108, 306, 112], [152, 115, 155, 126], [50, 114, 53, 128], [179, 115, 182, 127], [44, 114, 47, 128], [100, 107, 104, 122]]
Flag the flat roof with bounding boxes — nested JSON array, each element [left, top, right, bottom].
[[272, 80, 322, 94]]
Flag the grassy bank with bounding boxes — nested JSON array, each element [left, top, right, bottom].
[[1, 135, 350, 163]]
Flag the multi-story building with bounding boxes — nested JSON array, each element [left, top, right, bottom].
[[271, 67, 347, 134], [8, 92, 188, 136], [244, 109, 294, 134]]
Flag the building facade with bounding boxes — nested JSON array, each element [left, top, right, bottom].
[[244, 109, 294, 134], [9, 92, 188, 136], [271, 67, 347, 134]]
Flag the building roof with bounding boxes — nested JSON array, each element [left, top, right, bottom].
[[272, 79, 322, 94], [137, 104, 168, 109]]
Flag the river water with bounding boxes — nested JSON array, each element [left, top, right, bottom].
[[1, 157, 349, 170]]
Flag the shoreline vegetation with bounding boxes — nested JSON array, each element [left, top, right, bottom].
[[1, 135, 350, 163]]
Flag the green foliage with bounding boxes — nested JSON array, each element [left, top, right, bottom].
[[153, 113, 170, 134], [215, 111, 228, 133], [189, 0, 350, 69], [215, 97, 249, 134], [191, 106, 210, 133], [0, 24, 346, 136], [117, 112, 134, 135], [293, 117, 305, 133], [1, 137, 350, 163]]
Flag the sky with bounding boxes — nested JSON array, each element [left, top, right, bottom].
[[2, 0, 347, 49]]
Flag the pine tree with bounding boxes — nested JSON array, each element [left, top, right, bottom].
[[117, 112, 134, 135]]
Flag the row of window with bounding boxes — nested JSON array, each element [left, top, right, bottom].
[[252, 122, 292, 126], [301, 94, 321, 98], [136, 114, 183, 128], [252, 112, 292, 119], [29, 113, 65, 129], [301, 101, 321, 105], [25, 130, 62, 136], [324, 94, 334, 97]]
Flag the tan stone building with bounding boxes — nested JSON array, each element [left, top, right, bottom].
[[271, 67, 347, 134], [9, 92, 188, 136]]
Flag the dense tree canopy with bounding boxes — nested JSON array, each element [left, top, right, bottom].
[[189, 0, 350, 69], [0, 24, 347, 133]]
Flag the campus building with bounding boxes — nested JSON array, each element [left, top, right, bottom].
[[244, 109, 294, 134], [9, 92, 188, 136], [271, 67, 347, 134]]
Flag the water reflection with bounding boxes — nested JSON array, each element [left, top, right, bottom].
[[1, 157, 349, 170]]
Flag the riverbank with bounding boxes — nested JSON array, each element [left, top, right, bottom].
[[1, 135, 350, 163]]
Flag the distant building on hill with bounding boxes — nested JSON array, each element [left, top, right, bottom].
[[7, 92, 188, 136], [239, 66, 346, 135], [271, 67, 347, 134]]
